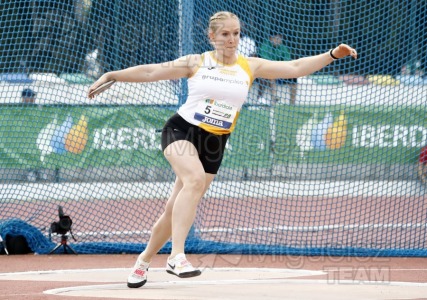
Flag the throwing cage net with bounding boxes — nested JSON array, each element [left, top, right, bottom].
[[1, 0, 427, 256]]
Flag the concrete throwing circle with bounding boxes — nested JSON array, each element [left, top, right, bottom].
[[1, 268, 427, 300]]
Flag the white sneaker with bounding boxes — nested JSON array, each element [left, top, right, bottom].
[[166, 253, 201, 278], [127, 259, 149, 288]]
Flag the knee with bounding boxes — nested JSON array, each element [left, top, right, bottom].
[[182, 172, 206, 194]]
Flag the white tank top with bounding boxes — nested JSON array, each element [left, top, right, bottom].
[[177, 51, 253, 135]]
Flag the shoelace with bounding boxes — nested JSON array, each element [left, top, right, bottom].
[[179, 259, 191, 267]]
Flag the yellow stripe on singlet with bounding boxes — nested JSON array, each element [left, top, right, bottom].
[[236, 55, 254, 86]]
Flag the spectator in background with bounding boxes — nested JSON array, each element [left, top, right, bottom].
[[238, 29, 257, 57], [85, 49, 102, 79], [21, 88, 36, 104], [257, 32, 297, 105], [237, 26, 257, 105], [21, 88, 37, 181], [21, 88, 45, 182]]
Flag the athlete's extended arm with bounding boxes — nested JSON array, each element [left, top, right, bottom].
[[251, 44, 357, 80], [88, 55, 200, 97]]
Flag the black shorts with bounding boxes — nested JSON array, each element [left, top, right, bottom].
[[161, 113, 230, 174]]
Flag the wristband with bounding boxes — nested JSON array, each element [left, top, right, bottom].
[[329, 49, 338, 60]]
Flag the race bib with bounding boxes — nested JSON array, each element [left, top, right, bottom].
[[194, 99, 238, 129]]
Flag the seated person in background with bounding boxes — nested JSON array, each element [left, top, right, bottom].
[[21, 88, 36, 104], [258, 32, 297, 105], [418, 146, 427, 185]]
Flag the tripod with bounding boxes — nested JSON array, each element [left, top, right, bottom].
[[49, 234, 77, 254]]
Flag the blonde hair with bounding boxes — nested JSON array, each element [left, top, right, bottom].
[[208, 11, 240, 34]]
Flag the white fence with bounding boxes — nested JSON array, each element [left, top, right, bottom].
[[1, 75, 426, 106]]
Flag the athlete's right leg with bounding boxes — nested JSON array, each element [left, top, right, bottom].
[[163, 140, 207, 258], [137, 176, 183, 263], [127, 177, 183, 288], [129, 139, 205, 280], [133, 140, 206, 279]]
